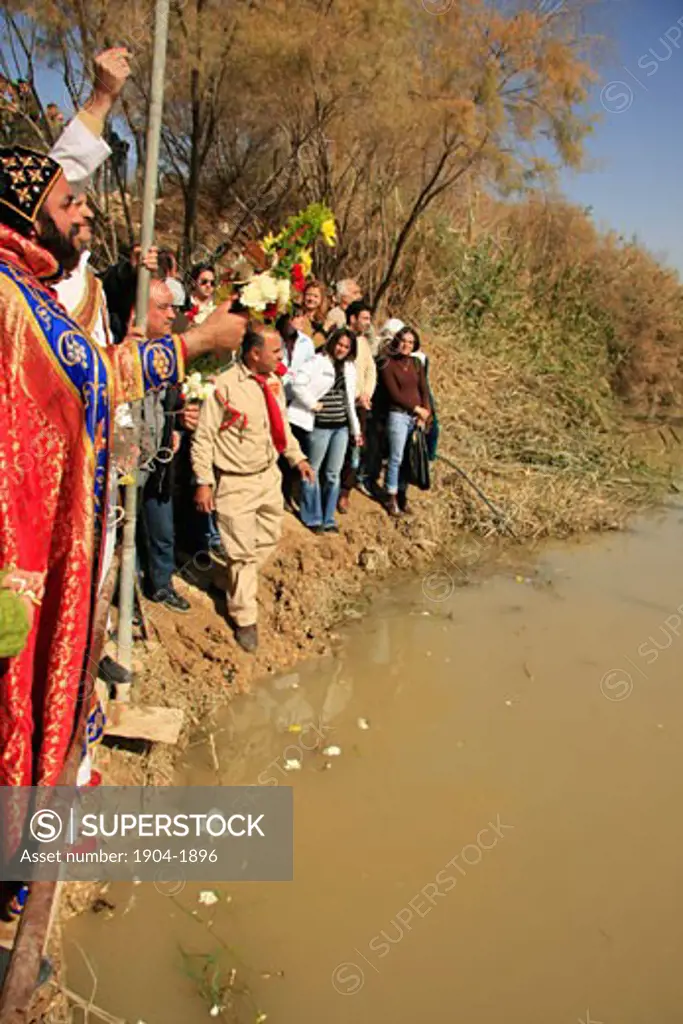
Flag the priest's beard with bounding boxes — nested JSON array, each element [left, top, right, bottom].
[[35, 210, 81, 272]]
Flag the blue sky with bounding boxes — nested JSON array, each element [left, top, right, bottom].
[[560, 0, 683, 276], [23, 0, 683, 276]]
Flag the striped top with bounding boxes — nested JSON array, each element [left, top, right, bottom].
[[315, 365, 348, 428]]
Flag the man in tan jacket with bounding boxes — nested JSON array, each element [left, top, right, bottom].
[[192, 327, 315, 652], [339, 300, 378, 511]]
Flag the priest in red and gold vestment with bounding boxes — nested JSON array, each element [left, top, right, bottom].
[[0, 146, 245, 791]]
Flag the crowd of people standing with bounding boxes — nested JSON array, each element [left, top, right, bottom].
[[0, 43, 440, 899], [93, 252, 440, 635], [153, 271, 439, 650]]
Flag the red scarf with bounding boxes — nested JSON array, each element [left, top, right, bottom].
[[251, 373, 287, 454]]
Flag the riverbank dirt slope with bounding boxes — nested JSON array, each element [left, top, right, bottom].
[[98, 327, 674, 785]]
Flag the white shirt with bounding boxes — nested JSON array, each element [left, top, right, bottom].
[[49, 115, 111, 193], [55, 250, 111, 348], [281, 331, 316, 403], [192, 299, 216, 325], [288, 354, 361, 436]]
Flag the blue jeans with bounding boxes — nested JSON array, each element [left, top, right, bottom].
[[386, 410, 415, 495], [300, 426, 349, 528], [140, 492, 175, 594]]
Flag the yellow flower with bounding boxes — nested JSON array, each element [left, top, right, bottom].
[[262, 232, 278, 253], [300, 248, 313, 276], [321, 218, 337, 248]]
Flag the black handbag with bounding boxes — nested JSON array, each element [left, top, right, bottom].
[[402, 426, 431, 491]]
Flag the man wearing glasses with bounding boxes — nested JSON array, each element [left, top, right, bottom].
[[187, 262, 217, 324]]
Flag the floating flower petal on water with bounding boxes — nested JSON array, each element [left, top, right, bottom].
[[198, 890, 219, 906]]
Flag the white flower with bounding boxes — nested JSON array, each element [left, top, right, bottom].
[[209, 1006, 223, 1017], [322, 745, 342, 757], [241, 276, 267, 312], [199, 890, 219, 906], [182, 371, 211, 403], [276, 278, 291, 309], [259, 273, 279, 304], [284, 758, 302, 771]]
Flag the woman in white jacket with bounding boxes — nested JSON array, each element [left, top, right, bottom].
[[289, 329, 363, 533]]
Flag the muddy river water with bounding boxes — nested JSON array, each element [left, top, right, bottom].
[[67, 505, 683, 1023]]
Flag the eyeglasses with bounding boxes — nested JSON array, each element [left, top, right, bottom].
[[199, 278, 215, 287]]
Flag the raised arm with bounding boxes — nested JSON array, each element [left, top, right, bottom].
[[109, 303, 246, 406], [49, 49, 132, 189]]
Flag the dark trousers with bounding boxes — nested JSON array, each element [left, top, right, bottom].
[[281, 423, 310, 507], [340, 405, 368, 498], [139, 480, 176, 595], [364, 414, 386, 487]]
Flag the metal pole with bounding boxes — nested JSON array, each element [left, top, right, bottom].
[[117, 0, 171, 684]]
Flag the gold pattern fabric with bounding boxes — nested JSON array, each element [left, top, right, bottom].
[[0, 225, 185, 792], [0, 146, 62, 230]]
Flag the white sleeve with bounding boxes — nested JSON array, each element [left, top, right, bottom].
[[290, 365, 319, 412], [345, 365, 361, 436], [49, 117, 111, 191]]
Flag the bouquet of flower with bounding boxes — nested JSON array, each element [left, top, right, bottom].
[[182, 371, 215, 404], [232, 203, 337, 322]]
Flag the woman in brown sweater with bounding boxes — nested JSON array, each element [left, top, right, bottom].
[[379, 326, 431, 515]]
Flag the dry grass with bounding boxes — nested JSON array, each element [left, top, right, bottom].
[[419, 329, 667, 541]]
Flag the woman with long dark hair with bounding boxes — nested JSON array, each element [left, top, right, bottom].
[[379, 325, 431, 516], [289, 328, 362, 533]]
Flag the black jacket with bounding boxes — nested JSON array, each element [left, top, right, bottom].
[[101, 258, 137, 344], [142, 385, 183, 502]]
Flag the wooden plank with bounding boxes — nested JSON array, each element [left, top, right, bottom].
[[0, 923, 17, 952], [105, 705, 184, 745]]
